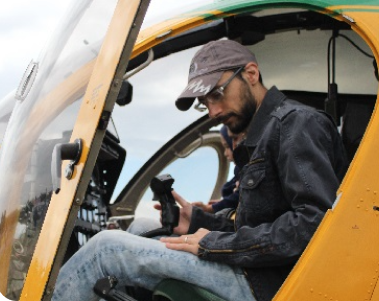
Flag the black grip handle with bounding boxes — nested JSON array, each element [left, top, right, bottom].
[[139, 174, 179, 238]]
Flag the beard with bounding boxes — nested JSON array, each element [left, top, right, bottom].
[[219, 80, 257, 134]]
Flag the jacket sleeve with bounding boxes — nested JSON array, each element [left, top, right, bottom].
[[188, 206, 235, 233], [197, 109, 347, 268], [212, 189, 239, 212]]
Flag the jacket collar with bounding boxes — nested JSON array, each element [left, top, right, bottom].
[[244, 86, 286, 147]]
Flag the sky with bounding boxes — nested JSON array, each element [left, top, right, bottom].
[[0, 0, 224, 219], [0, 0, 72, 99], [0, 0, 207, 99]]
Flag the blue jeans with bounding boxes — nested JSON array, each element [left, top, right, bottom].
[[127, 217, 162, 236], [52, 230, 256, 301]]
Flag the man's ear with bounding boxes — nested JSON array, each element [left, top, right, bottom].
[[243, 62, 260, 85]]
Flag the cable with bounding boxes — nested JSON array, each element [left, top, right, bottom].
[[338, 33, 374, 59], [326, 34, 337, 95], [326, 31, 339, 124], [327, 31, 375, 92]]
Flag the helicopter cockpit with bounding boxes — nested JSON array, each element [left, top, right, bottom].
[[0, 0, 378, 300]]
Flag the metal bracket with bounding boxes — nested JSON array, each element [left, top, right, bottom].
[[123, 49, 154, 80]]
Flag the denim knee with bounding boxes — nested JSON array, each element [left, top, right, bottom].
[[127, 217, 161, 235]]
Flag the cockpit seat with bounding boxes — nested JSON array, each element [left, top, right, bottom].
[[153, 279, 227, 301]]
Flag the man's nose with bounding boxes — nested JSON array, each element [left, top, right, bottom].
[[207, 103, 223, 119]]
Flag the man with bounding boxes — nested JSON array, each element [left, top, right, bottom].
[[52, 40, 347, 301]]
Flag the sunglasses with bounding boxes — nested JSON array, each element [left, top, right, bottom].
[[194, 66, 244, 112]]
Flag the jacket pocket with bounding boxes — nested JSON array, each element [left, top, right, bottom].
[[240, 164, 265, 190], [237, 159, 286, 228], [239, 161, 266, 214]]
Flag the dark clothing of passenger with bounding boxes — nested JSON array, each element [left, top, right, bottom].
[[212, 166, 240, 213], [220, 125, 233, 150], [188, 86, 348, 301]]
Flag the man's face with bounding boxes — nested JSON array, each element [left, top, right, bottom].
[[206, 71, 257, 134]]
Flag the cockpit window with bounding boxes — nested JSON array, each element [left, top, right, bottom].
[[0, 1, 118, 299]]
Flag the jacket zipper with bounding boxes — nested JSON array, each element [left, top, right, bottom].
[[247, 158, 265, 166], [199, 243, 261, 255]]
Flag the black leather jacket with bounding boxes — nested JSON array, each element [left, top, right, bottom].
[[188, 87, 348, 301]]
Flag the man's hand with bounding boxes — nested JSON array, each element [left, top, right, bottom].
[[171, 190, 193, 235], [153, 190, 193, 235], [192, 202, 214, 213], [160, 228, 210, 255]]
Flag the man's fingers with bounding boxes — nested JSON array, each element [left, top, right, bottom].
[[160, 236, 187, 244], [161, 234, 202, 255], [171, 190, 189, 207], [192, 201, 203, 207], [164, 242, 191, 252], [153, 204, 162, 211]]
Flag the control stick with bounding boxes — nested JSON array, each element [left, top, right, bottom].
[[140, 174, 179, 238]]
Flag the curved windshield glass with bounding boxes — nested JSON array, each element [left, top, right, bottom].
[[135, 146, 221, 220], [0, 0, 117, 298], [0, 91, 17, 146]]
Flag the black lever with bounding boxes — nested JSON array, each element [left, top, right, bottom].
[[140, 174, 179, 238], [51, 138, 83, 194], [94, 276, 137, 301]]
